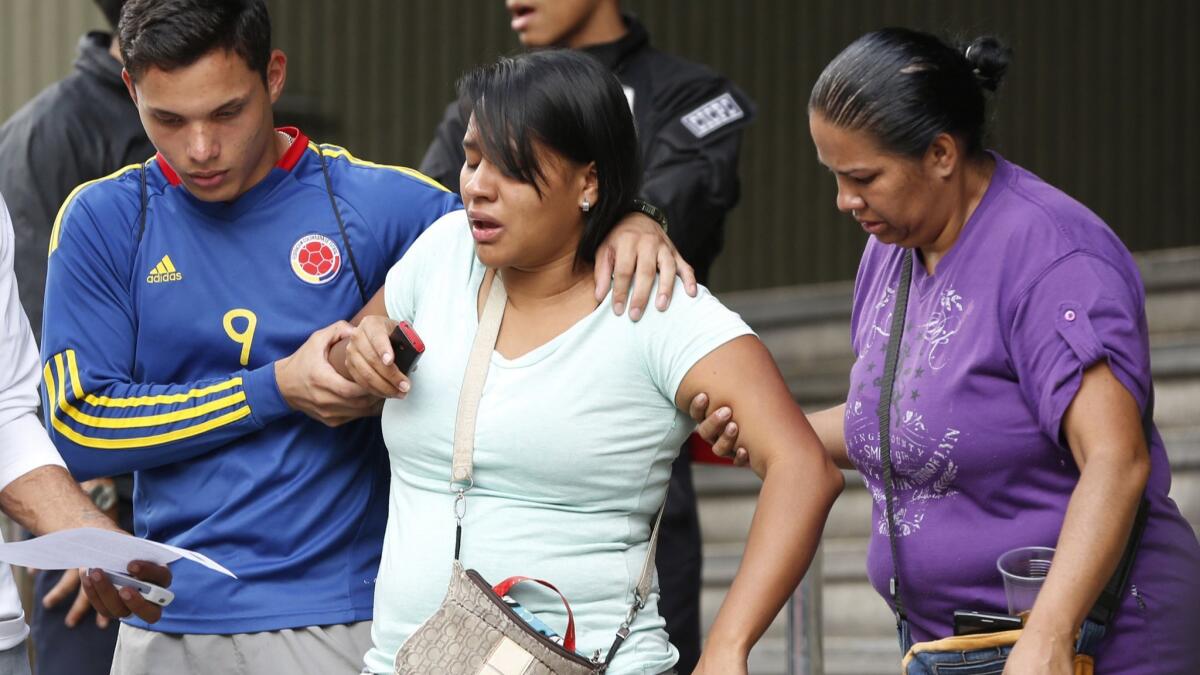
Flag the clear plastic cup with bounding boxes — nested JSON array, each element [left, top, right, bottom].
[[996, 546, 1054, 617]]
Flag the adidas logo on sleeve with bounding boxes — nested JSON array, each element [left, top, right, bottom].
[[146, 255, 183, 283]]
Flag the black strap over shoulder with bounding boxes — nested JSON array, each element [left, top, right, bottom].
[[137, 159, 150, 242], [878, 249, 914, 623], [316, 146, 368, 306]]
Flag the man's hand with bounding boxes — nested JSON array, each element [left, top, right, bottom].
[[275, 321, 383, 426], [343, 316, 412, 399], [593, 211, 697, 321], [43, 568, 107, 628], [688, 392, 747, 465], [80, 561, 172, 625]]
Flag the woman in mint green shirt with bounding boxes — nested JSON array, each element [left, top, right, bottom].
[[332, 50, 843, 675]]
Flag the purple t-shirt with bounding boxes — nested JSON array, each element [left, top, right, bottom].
[[846, 154, 1200, 672]]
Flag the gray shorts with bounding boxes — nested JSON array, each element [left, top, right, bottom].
[[0, 642, 30, 675], [110, 621, 372, 675]]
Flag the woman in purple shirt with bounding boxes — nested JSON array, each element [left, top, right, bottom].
[[698, 28, 1200, 674]]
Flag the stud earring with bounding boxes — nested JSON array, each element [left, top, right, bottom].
[[580, 199, 591, 213]]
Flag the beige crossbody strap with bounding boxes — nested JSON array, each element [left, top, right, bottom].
[[451, 269, 506, 486], [636, 505, 666, 606], [602, 503, 666, 667], [449, 267, 665, 666]]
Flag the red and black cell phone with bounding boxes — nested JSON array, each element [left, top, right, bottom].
[[388, 321, 425, 375]]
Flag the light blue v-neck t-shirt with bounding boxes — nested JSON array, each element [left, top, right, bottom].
[[365, 210, 753, 674]]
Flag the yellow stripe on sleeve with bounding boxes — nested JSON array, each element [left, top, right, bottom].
[[61, 389, 247, 429], [43, 362, 59, 419], [49, 405, 253, 450], [53, 353, 72, 411], [65, 350, 242, 409], [309, 143, 450, 192], [48, 162, 145, 255], [48, 353, 253, 448]]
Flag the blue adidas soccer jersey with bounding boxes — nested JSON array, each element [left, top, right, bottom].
[[40, 128, 462, 634]]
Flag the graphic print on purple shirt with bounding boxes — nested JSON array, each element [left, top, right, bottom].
[[847, 279, 967, 538], [843, 154, 1200, 674]]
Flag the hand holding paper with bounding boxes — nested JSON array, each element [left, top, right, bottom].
[[0, 527, 235, 577], [81, 562, 173, 625], [0, 528, 235, 624]]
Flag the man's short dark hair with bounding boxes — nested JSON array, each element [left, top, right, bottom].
[[93, 0, 127, 32], [119, 0, 271, 81]]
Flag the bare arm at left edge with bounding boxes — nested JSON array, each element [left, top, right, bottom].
[[0, 465, 115, 536], [675, 335, 844, 672]]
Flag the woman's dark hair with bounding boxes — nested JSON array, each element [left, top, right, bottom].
[[809, 28, 1012, 158], [457, 49, 642, 267], [119, 0, 271, 82]]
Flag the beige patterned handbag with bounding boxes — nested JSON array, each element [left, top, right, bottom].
[[393, 271, 665, 675]]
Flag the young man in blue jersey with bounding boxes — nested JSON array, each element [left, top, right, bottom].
[[42, 1, 693, 672]]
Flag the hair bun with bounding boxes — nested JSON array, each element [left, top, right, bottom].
[[963, 36, 1012, 92]]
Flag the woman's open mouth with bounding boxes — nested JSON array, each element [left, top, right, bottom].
[[469, 213, 504, 243]]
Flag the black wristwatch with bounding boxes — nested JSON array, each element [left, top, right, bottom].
[[630, 199, 669, 235], [88, 482, 118, 512]]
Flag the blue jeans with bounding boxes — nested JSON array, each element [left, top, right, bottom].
[[899, 617, 1105, 675], [904, 646, 1012, 675], [31, 570, 119, 675]]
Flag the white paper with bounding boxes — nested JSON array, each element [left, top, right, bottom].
[[0, 528, 236, 578]]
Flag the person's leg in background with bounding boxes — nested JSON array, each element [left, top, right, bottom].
[[31, 571, 119, 675]]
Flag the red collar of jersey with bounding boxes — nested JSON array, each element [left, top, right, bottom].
[[155, 127, 310, 187]]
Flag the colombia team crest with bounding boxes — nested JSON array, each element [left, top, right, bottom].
[[290, 234, 342, 285]]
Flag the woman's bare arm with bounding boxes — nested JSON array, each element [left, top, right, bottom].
[[1006, 363, 1150, 673], [807, 403, 851, 469], [675, 335, 844, 673]]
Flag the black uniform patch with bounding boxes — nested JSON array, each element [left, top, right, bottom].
[[680, 92, 745, 138]]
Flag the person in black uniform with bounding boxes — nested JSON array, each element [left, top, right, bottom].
[[421, 3, 755, 671], [0, 2, 146, 674], [0, 0, 153, 343]]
